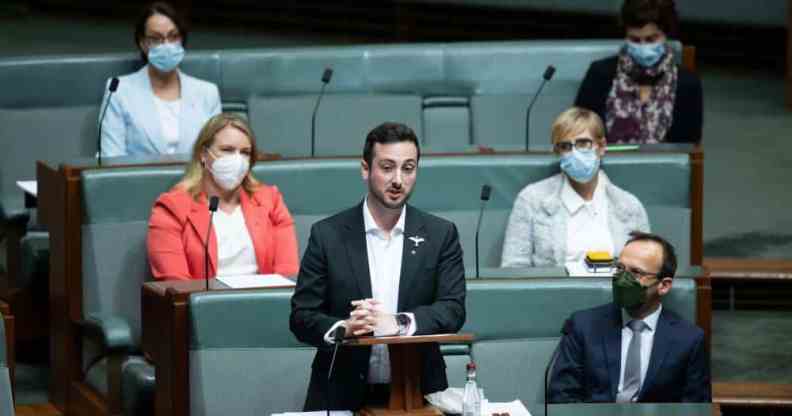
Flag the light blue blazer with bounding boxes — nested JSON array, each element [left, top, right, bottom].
[[99, 65, 221, 157]]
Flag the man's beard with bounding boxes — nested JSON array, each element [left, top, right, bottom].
[[369, 182, 412, 210]]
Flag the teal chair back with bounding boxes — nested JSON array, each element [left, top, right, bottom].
[[188, 289, 313, 416], [0, 313, 12, 416], [450, 277, 698, 416]]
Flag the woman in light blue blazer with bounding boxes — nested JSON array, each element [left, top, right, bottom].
[[99, 2, 221, 158], [501, 107, 650, 268]]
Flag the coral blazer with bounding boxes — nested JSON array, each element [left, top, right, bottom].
[[147, 185, 299, 280]]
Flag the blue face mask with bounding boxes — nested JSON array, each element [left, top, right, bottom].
[[560, 148, 600, 184], [626, 41, 665, 68], [147, 42, 185, 73]]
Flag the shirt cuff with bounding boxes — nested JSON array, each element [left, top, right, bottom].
[[323, 320, 346, 345], [403, 312, 417, 336]]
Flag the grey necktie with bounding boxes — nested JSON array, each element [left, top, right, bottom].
[[616, 319, 647, 403]]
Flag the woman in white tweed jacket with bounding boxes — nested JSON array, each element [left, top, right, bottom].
[[501, 107, 649, 268]]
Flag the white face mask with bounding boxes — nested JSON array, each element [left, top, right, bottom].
[[207, 152, 249, 191]]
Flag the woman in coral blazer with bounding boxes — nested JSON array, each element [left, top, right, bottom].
[[147, 113, 299, 280]]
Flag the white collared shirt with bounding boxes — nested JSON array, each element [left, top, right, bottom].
[[212, 206, 258, 277], [562, 171, 614, 263], [152, 95, 181, 154], [617, 304, 663, 400], [323, 198, 416, 384]]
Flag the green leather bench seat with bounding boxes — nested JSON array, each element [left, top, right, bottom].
[[183, 276, 698, 416], [446, 277, 698, 416], [188, 289, 313, 416], [3, 40, 680, 219], [77, 151, 692, 278]]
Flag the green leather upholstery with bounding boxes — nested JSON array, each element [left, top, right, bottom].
[[80, 167, 182, 415], [188, 290, 313, 416], [19, 231, 50, 289], [445, 277, 698, 416], [248, 94, 423, 157], [0, 313, 13, 416], [182, 276, 698, 416], [2, 40, 677, 218]]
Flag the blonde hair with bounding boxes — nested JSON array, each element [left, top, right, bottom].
[[550, 107, 606, 150], [178, 113, 260, 199]]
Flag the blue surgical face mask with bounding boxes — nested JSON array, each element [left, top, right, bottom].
[[147, 42, 185, 73], [626, 41, 665, 68], [560, 148, 600, 184]]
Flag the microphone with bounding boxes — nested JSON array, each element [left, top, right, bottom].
[[326, 325, 345, 416], [524, 65, 556, 151], [544, 318, 570, 416], [310, 67, 333, 158], [97, 77, 120, 166], [474, 184, 492, 279], [204, 196, 219, 291]]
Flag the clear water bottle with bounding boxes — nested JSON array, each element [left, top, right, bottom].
[[462, 362, 481, 416]]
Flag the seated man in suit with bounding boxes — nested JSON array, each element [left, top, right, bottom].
[[290, 122, 466, 410], [549, 231, 711, 403]]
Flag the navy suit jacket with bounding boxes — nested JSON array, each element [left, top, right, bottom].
[[549, 302, 711, 403]]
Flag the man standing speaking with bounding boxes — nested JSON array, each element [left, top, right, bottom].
[[290, 122, 466, 411]]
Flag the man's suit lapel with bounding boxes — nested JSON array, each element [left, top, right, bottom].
[[398, 205, 427, 311], [639, 308, 675, 399], [343, 202, 372, 299], [602, 303, 623, 401]]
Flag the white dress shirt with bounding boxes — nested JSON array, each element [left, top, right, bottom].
[[323, 198, 416, 384], [617, 304, 662, 400], [562, 172, 615, 263], [212, 206, 258, 277], [152, 95, 181, 154]]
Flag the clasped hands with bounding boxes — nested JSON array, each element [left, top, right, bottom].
[[344, 298, 398, 337]]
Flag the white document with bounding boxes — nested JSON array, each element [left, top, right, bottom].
[[215, 274, 296, 289], [483, 399, 532, 416], [16, 180, 37, 197], [565, 261, 614, 277], [273, 412, 352, 416]]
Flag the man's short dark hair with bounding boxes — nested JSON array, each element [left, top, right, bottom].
[[134, 2, 189, 63], [620, 0, 679, 38], [625, 231, 677, 279], [362, 122, 421, 166]]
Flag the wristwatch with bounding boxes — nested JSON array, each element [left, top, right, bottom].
[[396, 313, 411, 336]]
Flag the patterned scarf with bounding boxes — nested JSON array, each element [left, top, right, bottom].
[[605, 44, 677, 144]]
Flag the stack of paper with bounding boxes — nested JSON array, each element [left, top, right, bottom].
[[215, 274, 296, 289]]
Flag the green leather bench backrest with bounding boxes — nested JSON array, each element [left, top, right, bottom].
[[188, 289, 312, 416], [453, 277, 697, 416], [77, 152, 691, 292], [80, 166, 184, 347]]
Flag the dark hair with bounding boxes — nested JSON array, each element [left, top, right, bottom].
[[362, 122, 421, 166], [134, 2, 189, 63], [625, 231, 677, 279], [620, 0, 679, 38]]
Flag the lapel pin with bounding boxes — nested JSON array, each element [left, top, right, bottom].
[[408, 236, 425, 248]]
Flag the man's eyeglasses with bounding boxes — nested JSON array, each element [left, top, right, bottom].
[[144, 32, 182, 47], [614, 262, 661, 280], [554, 138, 595, 153]]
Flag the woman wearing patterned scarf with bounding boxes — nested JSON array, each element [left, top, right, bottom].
[[575, 0, 702, 144]]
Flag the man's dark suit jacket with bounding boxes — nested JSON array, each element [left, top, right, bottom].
[[549, 302, 711, 403], [575, 56, 703, 143], [290, 202, 466, 411]]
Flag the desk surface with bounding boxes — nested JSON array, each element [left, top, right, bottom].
[[549, 403, 712, 415]]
